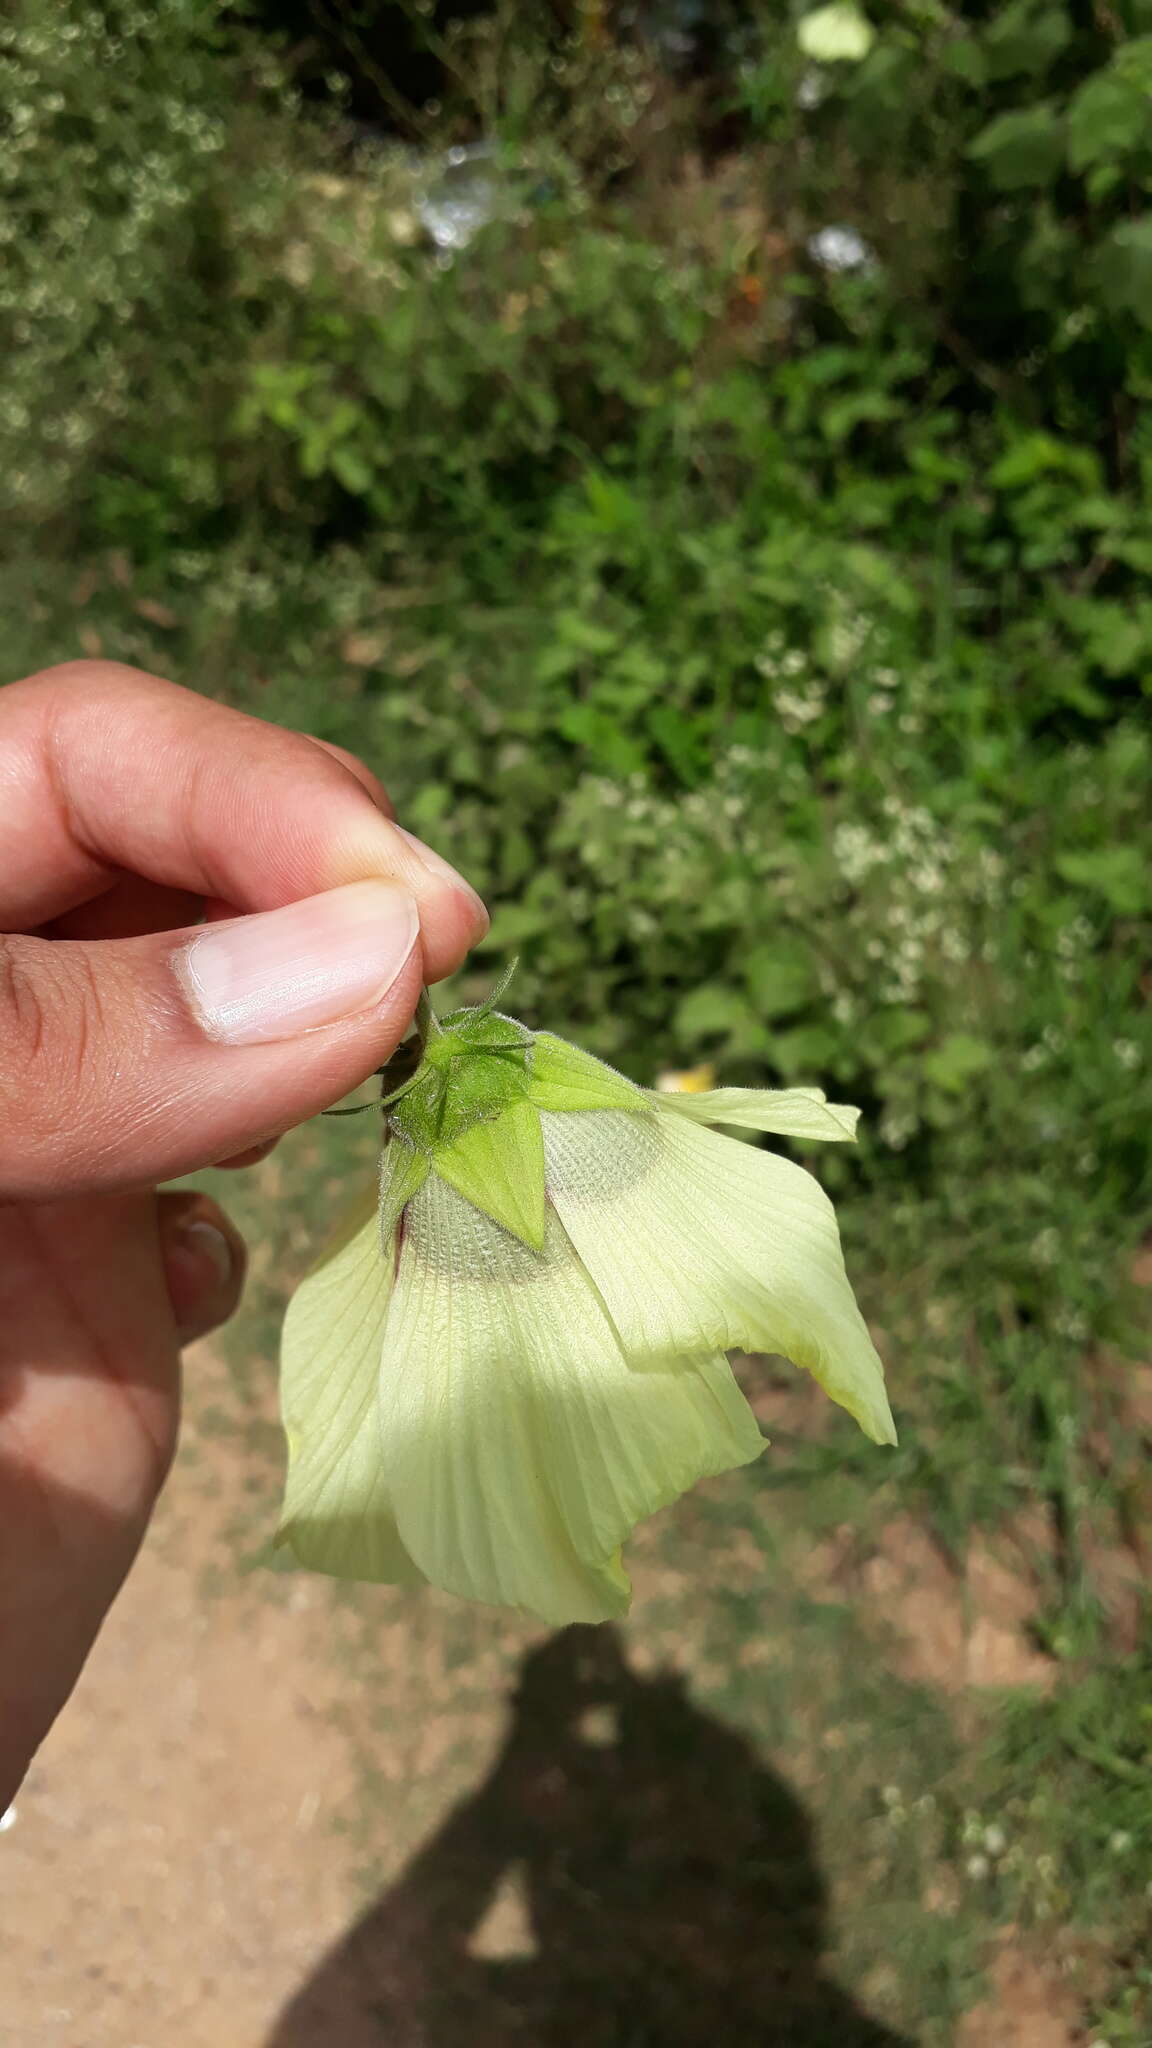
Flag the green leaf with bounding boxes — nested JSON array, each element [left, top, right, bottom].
[[871, 1008, 930, 1055], [674, 984, 759, 1043], [742, 943, 819, 1020], [646, 702, 708, 785], [968, 106, 1064, 190], [822, 393, 902, 446], [1115, 35, 1152, 87], [1060, 596, 1152, 677], [1094, 216, 1152, 328], [982, 0, 1070, 79], [767, 1024, 840, 1076], [557, 703, 648, 777], [988, 433, 1100, 491], [922, 1034, 994, 1094], [432, 1096, 547, 1250], [1067, 73, 1151, 174], [484, 903, 551, 947], [940, 36, 987, 86], [1055, 846, 1147, 916], [329, 445, 375, 496]]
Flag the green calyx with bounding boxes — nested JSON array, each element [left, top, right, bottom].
[[386, 1006, 535, 1156], [382, 982, 650, 1252]]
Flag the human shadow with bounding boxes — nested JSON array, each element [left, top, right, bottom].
[[269, 1626, 915, 2048]]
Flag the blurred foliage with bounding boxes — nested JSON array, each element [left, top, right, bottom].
[[0, 0, 235, 518], [3, 0, 1152, 2026]]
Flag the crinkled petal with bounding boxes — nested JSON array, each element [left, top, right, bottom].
[[649, 1086, 860, 1142], [542, 1109, 895, 1446], [278, 1183, 424, 1584], [378, 1137, 430, 1251], [375, 1170, 765, 1624]]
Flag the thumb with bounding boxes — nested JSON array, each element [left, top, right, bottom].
[[0, 881, 423, 1197]]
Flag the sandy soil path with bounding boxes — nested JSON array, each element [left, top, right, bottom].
[[1, 1343, 533, 2048]]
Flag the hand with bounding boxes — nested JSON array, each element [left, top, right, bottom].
[[0, 660, 488, 1808]]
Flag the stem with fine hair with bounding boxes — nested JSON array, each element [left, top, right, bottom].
[[414, 986, 440, 1049]]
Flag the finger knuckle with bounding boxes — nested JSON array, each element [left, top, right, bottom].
[[0, 937, 108, 1174]]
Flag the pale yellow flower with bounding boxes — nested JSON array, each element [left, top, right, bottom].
[[278, 999, 894, 1624]]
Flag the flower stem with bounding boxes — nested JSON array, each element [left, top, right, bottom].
[[414, 986, 440, 1049]]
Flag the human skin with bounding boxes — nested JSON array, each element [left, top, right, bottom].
[[0, 661, 489, 1809]]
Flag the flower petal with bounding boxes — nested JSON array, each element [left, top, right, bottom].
[[378, 1137, 431, 1250], [278, 1180, 424, 1584], [650, 1086, 861, 1142], [376, 1169, 765, 1624], [542, 1109, 895, 1446], [527, 1031, 648, 1113]]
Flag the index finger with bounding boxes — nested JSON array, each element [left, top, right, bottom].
[[302, 733, 396, 819], [0, 662, 487, 982]]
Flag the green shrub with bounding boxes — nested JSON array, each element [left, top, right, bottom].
[[0, 0, 243, 522]]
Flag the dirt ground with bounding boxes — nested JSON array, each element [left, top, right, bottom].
[[1, 1343, 542, 2048], [2, 1341, 1091, 2048]]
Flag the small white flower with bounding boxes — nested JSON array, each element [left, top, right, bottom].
[[795, 66, 827, 109], [808, 226, 874, 273]]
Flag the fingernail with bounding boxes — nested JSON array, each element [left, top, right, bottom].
[[173, 1218, 234, 1292], [177, 880, 420, 1045], [162, 1214, 241, 1341], [395, 827, 490, 936]]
